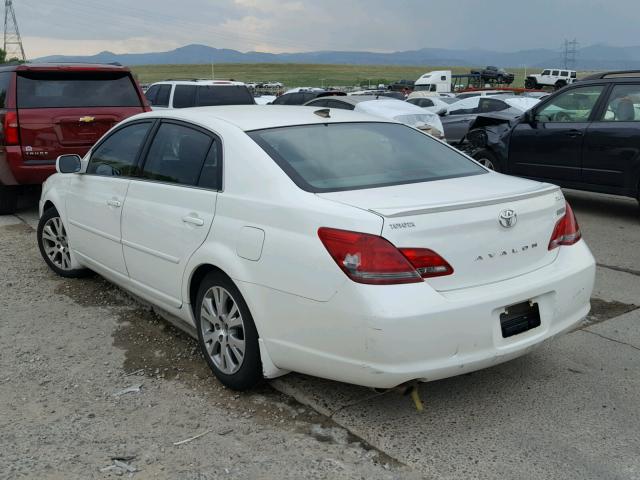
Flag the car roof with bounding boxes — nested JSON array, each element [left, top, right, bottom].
[[0, 62, 131, 73], [580, 70, 640, 81], [151, 79, 246, 86], [127, 105, 393, 131]]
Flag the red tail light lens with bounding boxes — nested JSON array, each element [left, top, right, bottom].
[[2, 110, 19, 145], [399, 248, 454, 278], [548, 202, 581, 250], [318, 227, 453, 285]]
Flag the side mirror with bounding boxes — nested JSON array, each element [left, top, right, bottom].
[[437, 108, 447, 116], [524, 110, 536, 125], [56, 154, 82, 174]]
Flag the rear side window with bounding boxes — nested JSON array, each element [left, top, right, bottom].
[[195, 85, 255, 107], [0, 72, 12, 108], [249, 122, 486, 193], [17, 71, 141, 108], [173, 85, 197, 108], [141, 122, 215, 187], [87, 122, 151, 177]]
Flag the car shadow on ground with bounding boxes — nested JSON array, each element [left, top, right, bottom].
[[563, 189, 639, 222]]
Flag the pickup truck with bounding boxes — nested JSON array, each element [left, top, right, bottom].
[[470, 66, 515, 85]]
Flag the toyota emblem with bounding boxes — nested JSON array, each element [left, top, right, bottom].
[[498, 209, 517, 228]]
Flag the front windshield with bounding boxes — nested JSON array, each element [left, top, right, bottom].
[[248, 122, 486, 192]]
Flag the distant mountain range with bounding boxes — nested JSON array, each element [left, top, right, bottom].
[[34, 43, 640, 70]]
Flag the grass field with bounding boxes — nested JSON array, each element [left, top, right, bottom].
[[131, 63, 537, 89]]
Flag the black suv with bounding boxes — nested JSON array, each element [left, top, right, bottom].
[[467, 70, 640, 202]]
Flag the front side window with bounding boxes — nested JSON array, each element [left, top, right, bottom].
[[249, 122, 486, 193], [536, 85, 604, 122], [87, 122, 151, 177], [601, 84, 640, 122], [542, 70, 551, 76], [140, 122, 214, 187]]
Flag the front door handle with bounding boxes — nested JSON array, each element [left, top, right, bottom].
[[565, 129, 583, 138], [106, 199, 122, 208], [182, 215, 204, 227]]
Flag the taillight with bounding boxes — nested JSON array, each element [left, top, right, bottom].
[[2, 110, 19, 145], [548, 202, 581, 250], [317, 227, 452, 285], [399, 248, 454, 278]]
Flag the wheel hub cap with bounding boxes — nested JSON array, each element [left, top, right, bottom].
[[199, 286, 246, 375], [41, 216, 73, 271]]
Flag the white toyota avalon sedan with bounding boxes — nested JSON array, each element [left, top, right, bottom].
[[38, 106, 595, 390]]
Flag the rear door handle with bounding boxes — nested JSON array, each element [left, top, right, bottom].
[[106, 199, 122, 208], [182, 215, 204, 227], [565, 129, 583, 138]]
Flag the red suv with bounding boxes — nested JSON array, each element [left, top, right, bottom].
[[0, 63, 150, 213]]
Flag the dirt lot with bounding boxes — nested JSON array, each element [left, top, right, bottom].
[[1, 189, 639, 479], [0, 218, 419, 479]]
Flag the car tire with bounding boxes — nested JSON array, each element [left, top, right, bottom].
[[554, 80, 567, 90], [37, 207, 91, 278], [473, 149, 501, 172], [195, 271, 262, 391], [524, 78, 537, 90], [0, 185, 18, 215]]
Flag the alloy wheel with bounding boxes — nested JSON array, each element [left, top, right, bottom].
[[41, 216, 72, 271], [199, 286, 246, 375], [477, 157, 496, 170]]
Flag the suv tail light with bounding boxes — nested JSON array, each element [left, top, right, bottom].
[[1, 110, 19, 145], [548, 202, 581, 250], [318, 227, 453, 285]]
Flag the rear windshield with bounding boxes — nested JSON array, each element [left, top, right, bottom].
[[249, 122, 486, 192], [17, 71, 141, 108]]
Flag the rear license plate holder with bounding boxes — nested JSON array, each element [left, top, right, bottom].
[[500, 301, 541, 338]]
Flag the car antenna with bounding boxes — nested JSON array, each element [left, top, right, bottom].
[[314, 108, 331, 118]]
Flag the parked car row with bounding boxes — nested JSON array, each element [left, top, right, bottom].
[[463, 71, 640, 202]]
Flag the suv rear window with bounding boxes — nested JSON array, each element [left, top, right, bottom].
[[17, 71, 141, 108], [0, 72, 11, 108], [249, 122, 485, 192]]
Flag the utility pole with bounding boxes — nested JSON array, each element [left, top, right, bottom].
[[4, 0, 25, 61], [561, 38, 578, 70]]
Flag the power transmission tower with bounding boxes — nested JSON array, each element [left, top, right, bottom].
[[4, 0, 25, 61], [562, 38, 578, 70]]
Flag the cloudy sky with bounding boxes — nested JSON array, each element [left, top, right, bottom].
[[16, 0, 639, 58]]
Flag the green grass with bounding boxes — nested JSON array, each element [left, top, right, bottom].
[[131, 63, 540, 89]]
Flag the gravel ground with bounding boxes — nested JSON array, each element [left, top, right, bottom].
[[0, 221, 423, 480]]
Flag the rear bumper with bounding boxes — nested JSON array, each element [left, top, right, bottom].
[[0, 147, 56, 186], [241, 240, 595, 388]]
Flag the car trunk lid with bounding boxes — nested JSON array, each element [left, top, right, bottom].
[[318, 174, 565, 291]]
